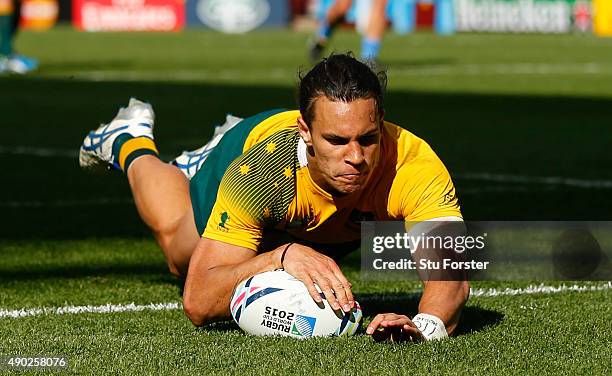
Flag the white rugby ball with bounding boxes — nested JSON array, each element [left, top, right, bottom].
[[230, 270, 362, 338]]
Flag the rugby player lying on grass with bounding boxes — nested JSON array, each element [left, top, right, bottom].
[[78, 53, 469, 342]]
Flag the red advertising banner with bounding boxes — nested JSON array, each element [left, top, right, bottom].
[[73, 0, 185, 31]]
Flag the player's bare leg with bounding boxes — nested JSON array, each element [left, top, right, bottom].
[[326, 0, 353, 25], [79, 98, 198, 278], [310, 0, 353, 60], [360, 0, 388, 61], [126, 156, 198, 277]]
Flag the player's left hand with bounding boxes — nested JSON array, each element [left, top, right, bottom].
[[366, 313, 425, 343]]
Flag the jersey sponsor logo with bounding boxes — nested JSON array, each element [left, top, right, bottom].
[[196, 0, 270, 34]]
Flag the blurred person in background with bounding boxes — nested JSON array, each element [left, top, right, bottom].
[[310, 0, 388, 62], [0, 0, 38, 74]]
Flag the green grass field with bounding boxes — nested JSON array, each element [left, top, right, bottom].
[[1, 27, 611, 374]]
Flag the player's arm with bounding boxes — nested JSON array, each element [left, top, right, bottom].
[[367, 158, 469, 341], [182, 238, 355, 326], [366, 251, 468, 341], [366, 277, 469, 341], [417, 279, 469, 335], [183, 140, 354, 326], [366, 221, 469, 341], [182, 237, 277, 326]]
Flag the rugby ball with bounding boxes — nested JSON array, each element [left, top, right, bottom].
[[230, 270, 362, 338]]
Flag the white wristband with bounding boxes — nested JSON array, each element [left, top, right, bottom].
[[412, 313, 448, 341]]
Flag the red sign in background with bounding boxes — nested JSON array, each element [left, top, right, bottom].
[[73, 0, 184, 31]]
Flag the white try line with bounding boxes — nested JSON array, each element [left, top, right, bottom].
[[0, 282, 610, 319], [0, 302, 181, 319], [469, 281, 612, 298]]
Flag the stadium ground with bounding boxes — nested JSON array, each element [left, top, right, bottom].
[[0, 27, 611, 374]]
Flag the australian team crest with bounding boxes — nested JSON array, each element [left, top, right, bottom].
[[197, 0, 270, 34], [218, 211, 230, 231]]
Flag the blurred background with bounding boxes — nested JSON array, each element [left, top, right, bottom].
[[7, 0, 611, 35], [1, 0, 612, 239], [7, 0, 612, 35]]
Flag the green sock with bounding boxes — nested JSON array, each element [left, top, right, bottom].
[[0, 14, 14, 56]]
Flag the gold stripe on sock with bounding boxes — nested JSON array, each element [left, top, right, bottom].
[[118, 137, 158, 171]]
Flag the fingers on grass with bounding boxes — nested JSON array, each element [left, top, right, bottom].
[[366, 314, 387, 334]]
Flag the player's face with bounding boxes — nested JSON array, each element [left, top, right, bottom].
[[298, 96, 382, 197]]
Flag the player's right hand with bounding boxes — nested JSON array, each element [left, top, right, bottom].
[[280, 243, 354, 313], [366, 313, 425, 343]]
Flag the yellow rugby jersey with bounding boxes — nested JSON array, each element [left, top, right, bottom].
[[202, 110, 461, 251]]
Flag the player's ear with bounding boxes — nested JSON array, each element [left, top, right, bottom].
[[297, 117, 313, 146]]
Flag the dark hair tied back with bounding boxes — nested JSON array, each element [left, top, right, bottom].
[[298, 53, 387, 126]]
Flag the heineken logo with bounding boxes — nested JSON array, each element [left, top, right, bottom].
[[455, 0, 583, 33], [196, 0, 270, 34]]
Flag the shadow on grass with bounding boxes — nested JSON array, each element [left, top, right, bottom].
[[193, 295, 502, 337], [1, 75, 612, 241], [197, 321, 240, 333], [358, 293, 503, 336], [0, 263, 174, 282]]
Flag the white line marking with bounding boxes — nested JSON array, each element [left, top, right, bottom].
[[469, 281, 612, 297], [0, 283, 609, 319], [0, 302, 181, 319], [0, 198, 133, 208]]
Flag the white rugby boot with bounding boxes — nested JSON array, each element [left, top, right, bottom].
[[5, 55, 38, 74], [172, 114, 242, 179], [79, 98, 155, 172]]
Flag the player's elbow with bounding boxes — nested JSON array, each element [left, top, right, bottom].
[[183, 296, 216, 327]]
